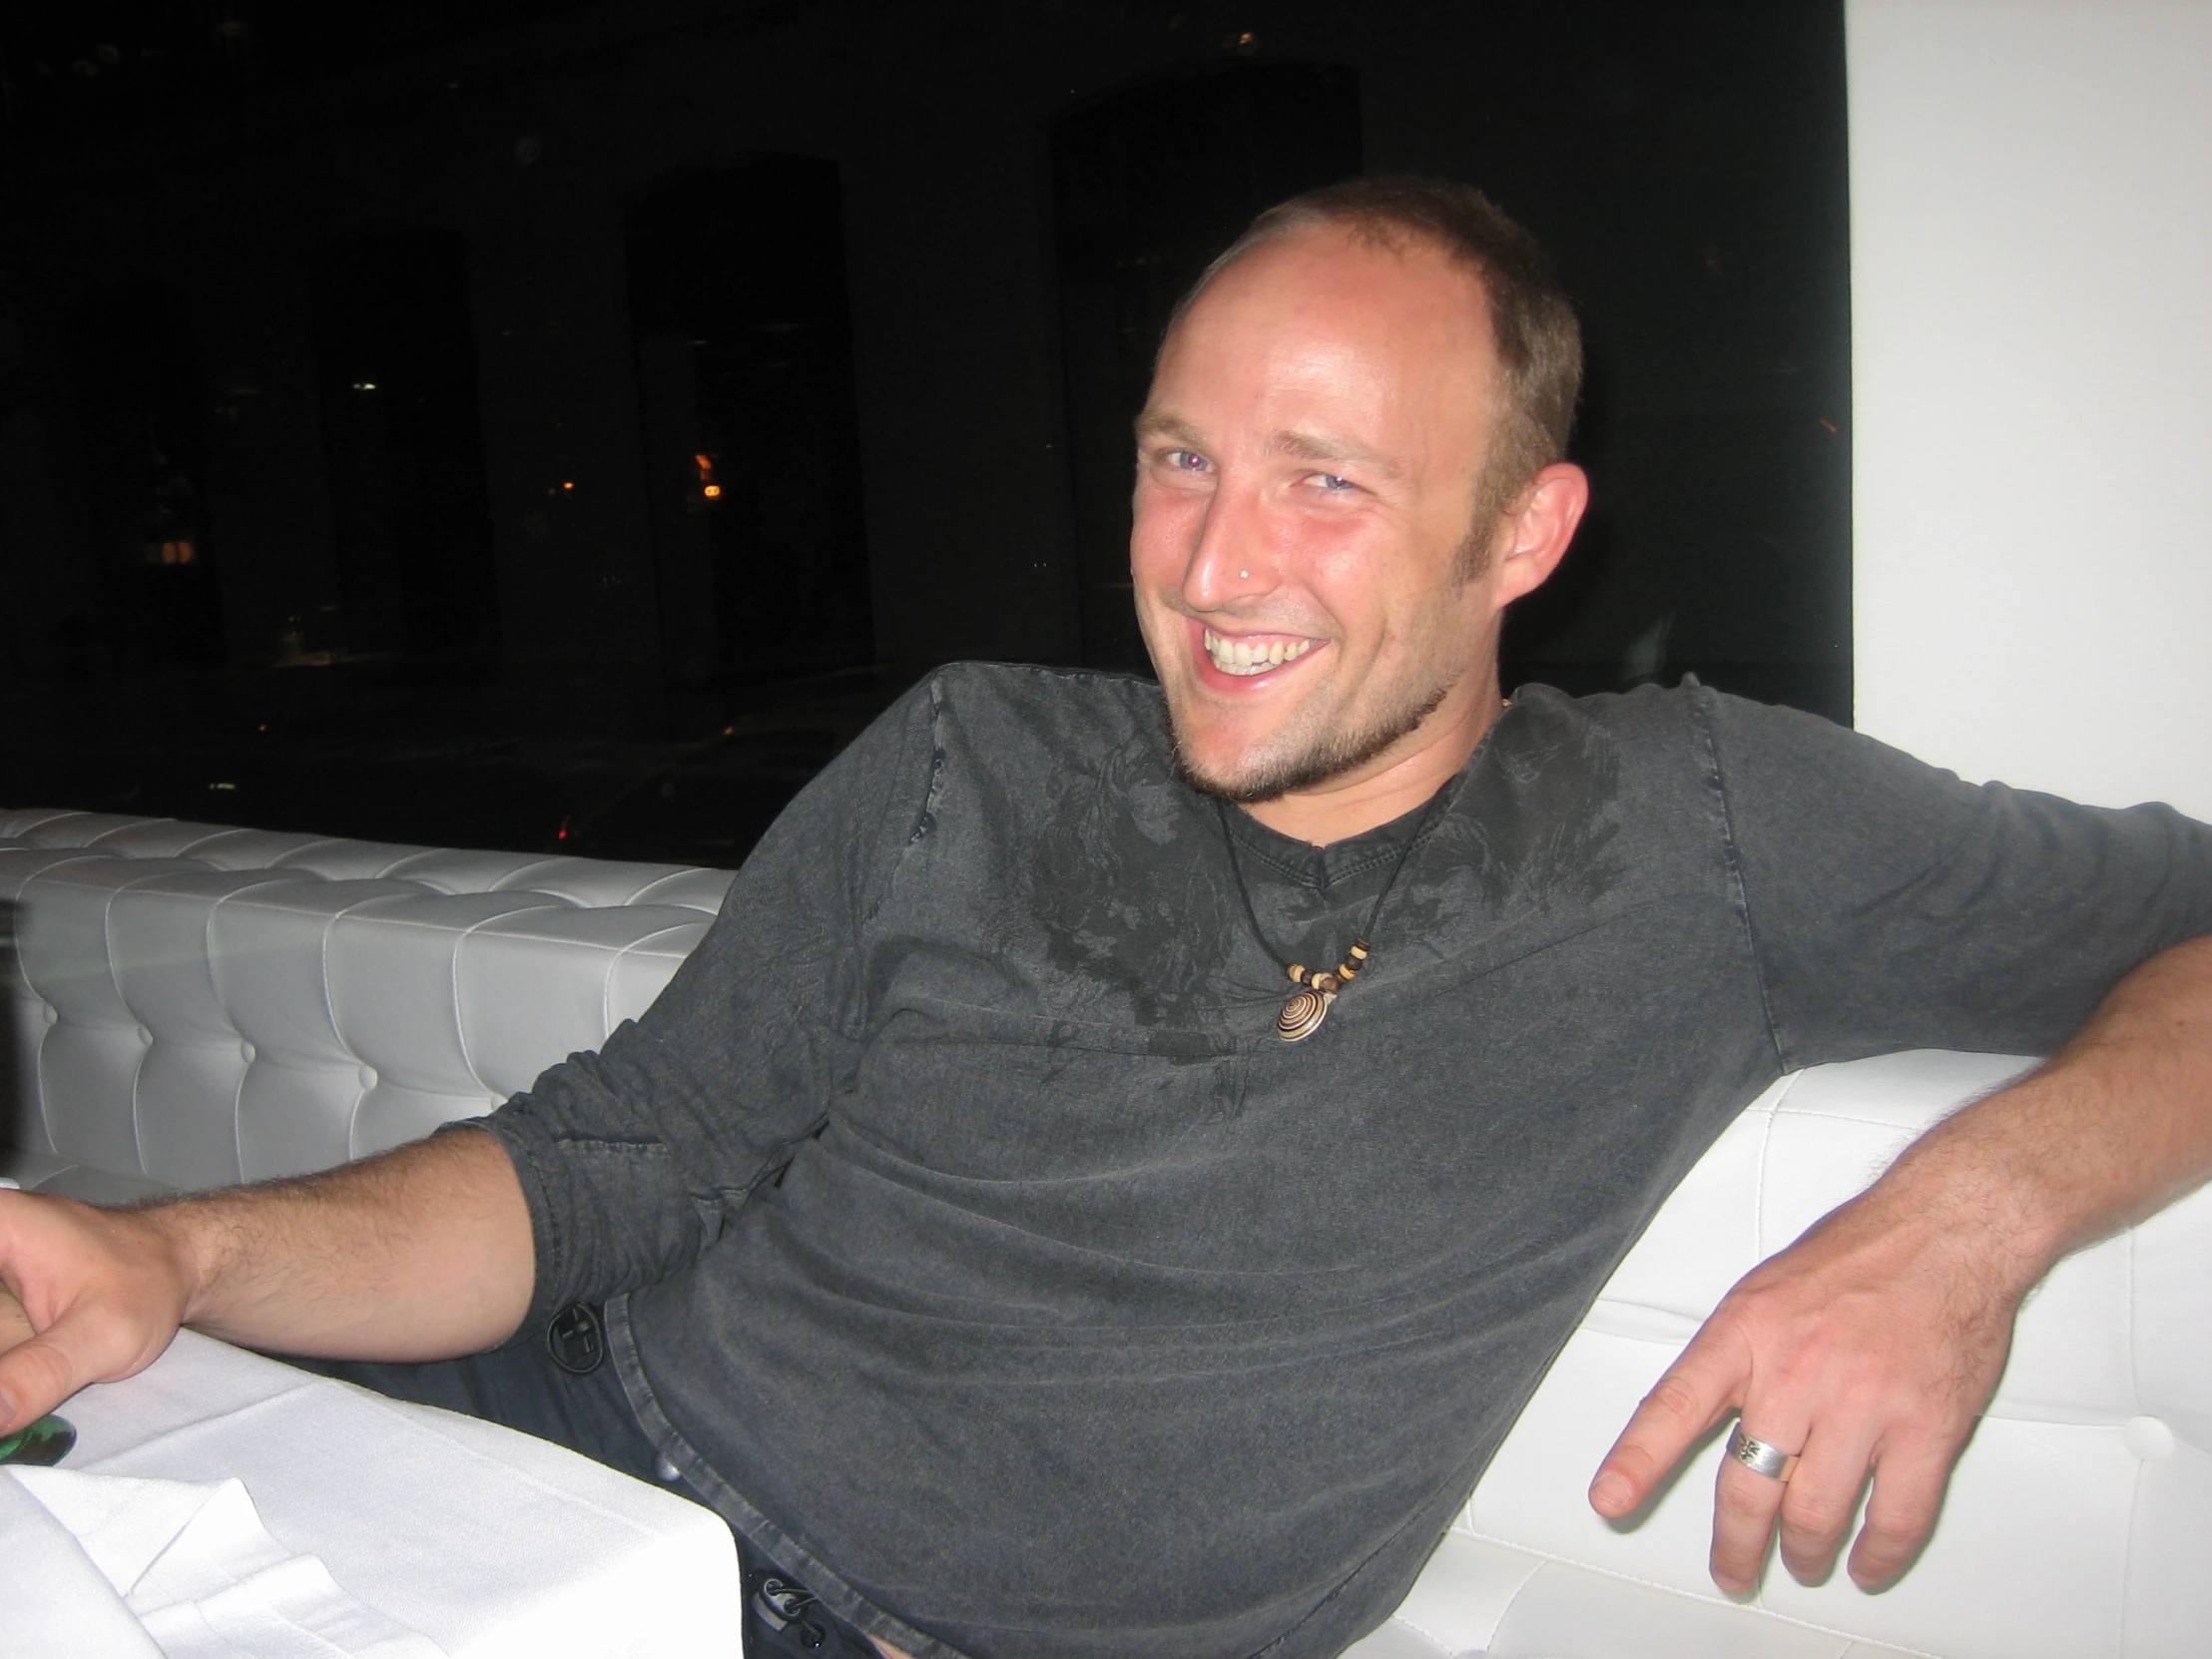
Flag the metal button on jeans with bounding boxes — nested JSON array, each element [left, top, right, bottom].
[[545, 1303, 606, 1375]]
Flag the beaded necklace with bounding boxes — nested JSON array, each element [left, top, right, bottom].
[[1216, 773, 1461, 1043]]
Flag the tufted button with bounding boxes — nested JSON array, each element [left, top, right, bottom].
[[2123, 1415, 2176, 1461], [137, 1025, 154, 1046], [357, 1065, 378, 1091], [240, 1040, 257, 1064], [43, 1003, 58, 1025]]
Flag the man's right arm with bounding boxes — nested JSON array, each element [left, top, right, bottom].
[[0, 1127, 533, 1438], [0, 676, 935, 1446]]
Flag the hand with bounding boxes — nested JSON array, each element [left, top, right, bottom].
[[1585, 1181, 2027, 1595], [0, 1281, 28, 1360], [1590, 936, 2212, 1593], [0, 1190, 195, 1437]]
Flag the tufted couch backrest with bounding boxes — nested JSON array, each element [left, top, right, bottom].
[[0, 808, 733, 1203]]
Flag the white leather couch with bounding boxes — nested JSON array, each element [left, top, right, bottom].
[[5, 806, 2207, 1659]]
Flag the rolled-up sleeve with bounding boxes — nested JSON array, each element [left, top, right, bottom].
[[460, 683, 937, 1337]]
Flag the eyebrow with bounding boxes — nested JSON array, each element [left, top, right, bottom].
[[1269, 427, 1402, 482], [1132, 412, 1403, 482], [1133, 411, 1204, 448]]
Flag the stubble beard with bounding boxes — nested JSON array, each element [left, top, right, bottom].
[[1152, 513, 1496, 807], [1165, 664, 1458, 805]]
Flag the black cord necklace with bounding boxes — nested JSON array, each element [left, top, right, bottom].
[[1216, 773, 1462, 1043]]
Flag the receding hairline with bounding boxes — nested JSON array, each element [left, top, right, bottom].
[[1150, 221, 1509, 456], [1147, 218, 1515, 529], [1163, 214, 1504, 368]]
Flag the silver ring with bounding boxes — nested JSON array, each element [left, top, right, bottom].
[[1726, 1422, 1800, 1482]]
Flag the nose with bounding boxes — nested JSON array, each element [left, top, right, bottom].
[[1182, 483, 1278, 612]]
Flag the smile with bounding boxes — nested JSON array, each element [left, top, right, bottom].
[[1203, 628, 1319, 677]]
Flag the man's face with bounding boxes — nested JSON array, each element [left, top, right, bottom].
[[1131, 228, 1511, 804]]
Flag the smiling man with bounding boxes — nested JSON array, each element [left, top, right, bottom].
[[5, 178, 2212, 1659], [1129, 199, 1584, 841]]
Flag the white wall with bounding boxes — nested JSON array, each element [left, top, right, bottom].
[[1848, 0, 2212, 819]]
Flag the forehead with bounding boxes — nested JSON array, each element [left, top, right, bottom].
[[1149, 227, 1498, 465]]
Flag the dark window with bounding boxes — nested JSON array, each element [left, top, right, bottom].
[[60, 280, 223, 670], [626, 158, 874, 730], [308, 229, 500, 671]]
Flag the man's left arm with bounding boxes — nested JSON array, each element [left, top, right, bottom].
[[1589, 929, 2212, 1594]]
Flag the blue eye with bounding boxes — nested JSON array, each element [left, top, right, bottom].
[[1314, 473, 1354, 491], [1164, 449, 1210, 472]]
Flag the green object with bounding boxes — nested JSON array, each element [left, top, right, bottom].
[[0, 1414, 75, 1467]]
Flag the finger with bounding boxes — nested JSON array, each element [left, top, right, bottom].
[[1847, 1432, 1953, 1589], [1774, 1417, 1879, 1584], [0, 1285, 28, 1346], [0, 1328, 94, 1436], [1709, 1430, 1804, 1595], [1590, 1333, 1746, 1517], [0, 1298, 167, 1437]]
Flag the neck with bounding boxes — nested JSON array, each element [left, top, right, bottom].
[[1238, 672, 1505, 845]]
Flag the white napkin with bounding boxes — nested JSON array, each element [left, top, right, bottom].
[[6, 1464, 446, 1659], [0, 1465, 165, 1658]]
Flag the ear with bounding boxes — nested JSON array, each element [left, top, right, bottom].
[[1489, 463, 1590, 608]]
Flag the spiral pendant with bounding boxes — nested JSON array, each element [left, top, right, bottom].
[[1277, 987, 1336, 1042]]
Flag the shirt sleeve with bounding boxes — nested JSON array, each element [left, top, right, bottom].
[[464, 679, 938, 1336], [1699, 687, 2212, 1070]]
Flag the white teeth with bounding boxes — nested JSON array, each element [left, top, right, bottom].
[[1201, 630, 1316, 677]]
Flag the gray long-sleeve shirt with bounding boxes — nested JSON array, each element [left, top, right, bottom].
[[476, 665, 2212, 1659]]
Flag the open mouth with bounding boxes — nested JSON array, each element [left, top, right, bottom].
[[1202, 627, 1319, 677]]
